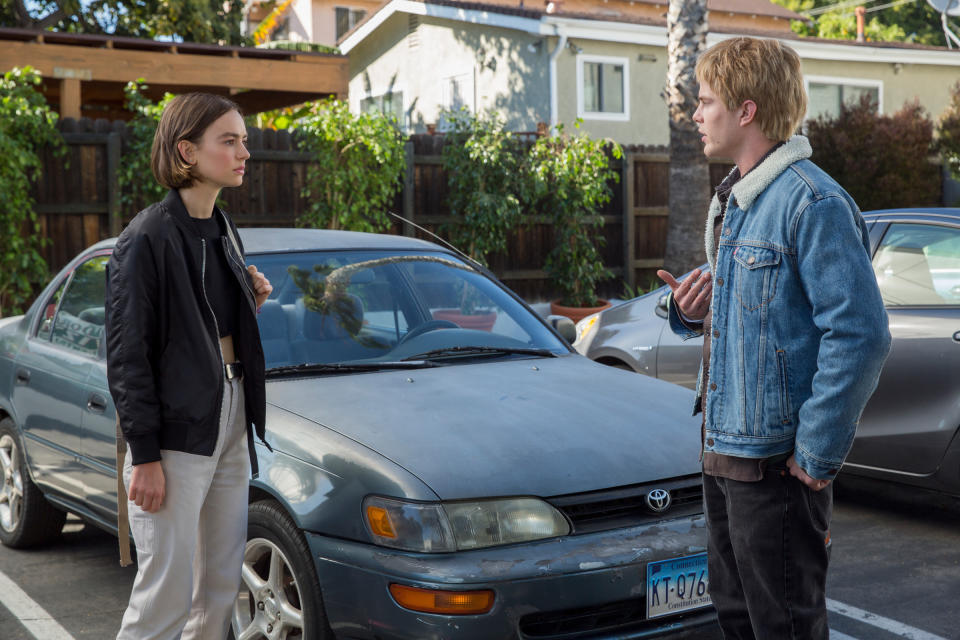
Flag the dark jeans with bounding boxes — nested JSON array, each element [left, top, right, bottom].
[[703, 465, 832, 640]]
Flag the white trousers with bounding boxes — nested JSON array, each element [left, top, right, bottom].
[[117, 377, 249, 640]]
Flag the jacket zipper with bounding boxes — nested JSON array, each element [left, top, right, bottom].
[[218, 210, 258, 313], [201, 238, 226, 435]]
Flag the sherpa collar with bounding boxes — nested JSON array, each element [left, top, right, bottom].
[[704, 135, 812, 273]]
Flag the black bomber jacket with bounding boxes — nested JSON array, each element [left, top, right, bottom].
[[105, 190, 267, 475]]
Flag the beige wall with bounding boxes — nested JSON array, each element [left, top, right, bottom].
[[554, 40, 670, 145], [348, 16, 549, 132]]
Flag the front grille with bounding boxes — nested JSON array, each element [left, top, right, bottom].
[[519, 598, 712, 638], [548, 475, 703, 534]]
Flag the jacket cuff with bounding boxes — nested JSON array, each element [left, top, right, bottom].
[[793, 446, 841, 482], [126, 433, 162, 466], [667, 293, 704, 340]]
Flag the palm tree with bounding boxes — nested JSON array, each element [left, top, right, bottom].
[[664, 0, 711, 275]]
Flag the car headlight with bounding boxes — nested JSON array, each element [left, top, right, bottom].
[[363, 496, 570, 552], [574, 314, 599, 346]]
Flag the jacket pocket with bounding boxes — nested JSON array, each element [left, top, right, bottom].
[[733, 245, 781, 311], [776, 348, 793, 426]]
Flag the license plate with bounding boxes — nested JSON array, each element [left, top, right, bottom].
[[646, 552, 712, 619]]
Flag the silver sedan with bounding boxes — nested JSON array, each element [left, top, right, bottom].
[[575, 208, 960, 499]]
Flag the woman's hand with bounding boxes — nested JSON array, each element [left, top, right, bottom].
[[129, 461, 166, 512], [247, 265, 273, 310]]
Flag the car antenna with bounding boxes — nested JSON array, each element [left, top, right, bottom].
[[386, 210, 486, 272]]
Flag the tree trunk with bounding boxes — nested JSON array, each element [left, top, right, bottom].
[[664, 0, 711, 275]]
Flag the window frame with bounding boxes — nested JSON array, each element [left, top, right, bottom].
[[576, 54, 630, 122], [804, 75, 884, 121], [359, 87, 406, 127], [34, 250, 112, 360], [335, 6, 367, 40], [872, 221, 960, 308]]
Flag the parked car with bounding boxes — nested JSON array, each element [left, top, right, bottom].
[[575, 208, 960, 498], [0, 228, 719, 639]]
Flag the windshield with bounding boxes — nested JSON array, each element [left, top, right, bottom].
[[250, 250, 568, 370]]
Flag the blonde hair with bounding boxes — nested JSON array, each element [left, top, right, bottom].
[[695, 38, 807, 142], [151, 93, 241, 190]]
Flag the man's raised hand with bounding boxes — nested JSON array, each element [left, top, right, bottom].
[[657, 268, 712, 322]]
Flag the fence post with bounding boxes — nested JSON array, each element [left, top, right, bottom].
[[107, 131, 122, 237], [622, 150, 636, 291], [402, 139, 415, 236]]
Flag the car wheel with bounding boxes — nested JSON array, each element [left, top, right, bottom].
[[232, 500, 332, 640], [0, 417, 67, 548]]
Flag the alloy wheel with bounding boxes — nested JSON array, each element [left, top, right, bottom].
[[233, 537, 305, 640], [0, 434, 23, 533]]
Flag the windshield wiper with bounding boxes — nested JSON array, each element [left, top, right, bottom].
[[401, 346, 559, 361], [267, 360, 437, 377]]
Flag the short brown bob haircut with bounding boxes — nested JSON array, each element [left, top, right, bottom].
[[151, 92, 242, 190], [695, 37, 807, 142]]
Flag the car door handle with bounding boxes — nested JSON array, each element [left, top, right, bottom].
[[87, 393, 108, 413], [953, 331, 960, 343], [15, 368, 30, 384]]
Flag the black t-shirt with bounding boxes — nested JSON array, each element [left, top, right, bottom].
[[193, 215, 242, 338]]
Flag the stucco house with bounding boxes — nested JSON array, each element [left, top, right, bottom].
[[336, 0, 960, 145]]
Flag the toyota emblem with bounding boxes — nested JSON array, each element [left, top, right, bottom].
[[646, 489, 671, 513]]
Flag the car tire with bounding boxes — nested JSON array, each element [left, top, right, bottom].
[[231, 500, 333, 640], [0, 417, 67, 548]]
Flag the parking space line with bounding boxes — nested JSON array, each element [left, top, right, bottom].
[[827, 599, 947, 640], [830, 630, 860, 640], [0, 569, 76, 640]]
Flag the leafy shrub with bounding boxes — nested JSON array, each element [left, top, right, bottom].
[[0, 67, 62, 317], [440, 108, 523, 266], [937, 81, 960, 181], [806, 95, 939, 211], [526, 124, 621, 307], [118, 80, 174, 212], [297, 100, 407, 232]]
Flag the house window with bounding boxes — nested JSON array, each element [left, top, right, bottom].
[[577, 55, 629, 121], [335, 7, 366, 40], [805, 76, 882, 121], [361, 91, 404, 125]]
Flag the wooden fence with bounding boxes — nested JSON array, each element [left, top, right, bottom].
[[35, 118, 734, 301]]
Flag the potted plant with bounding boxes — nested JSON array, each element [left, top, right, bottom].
[[525, 123, 621, 322]]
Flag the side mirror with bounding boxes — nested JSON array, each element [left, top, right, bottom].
[[655, 294, 669, 319], [547, 315, 577, 343]]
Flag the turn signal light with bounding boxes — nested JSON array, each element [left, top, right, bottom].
[[366, 506, 397, 538], [389, 584, 495, 615]]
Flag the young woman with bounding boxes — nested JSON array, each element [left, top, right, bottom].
[[105, 93, 273, 640]]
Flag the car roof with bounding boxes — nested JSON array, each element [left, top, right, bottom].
[[862, 208, 960, 225], [92, 228, 452, 255]]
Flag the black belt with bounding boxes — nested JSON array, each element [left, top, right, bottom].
[[225, 362, 244, 380]]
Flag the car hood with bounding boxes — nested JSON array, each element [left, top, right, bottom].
[[266, 354, 701, 500]]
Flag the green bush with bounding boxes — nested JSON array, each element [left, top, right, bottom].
[[440, 108, 523, 266], [937, 81, 960, 181], [118, 79, 174, 212], [806, 95, 939, 211], [0, 67, 62, 317], [526, 124, 621, 307], [297, 100, 407, 232]]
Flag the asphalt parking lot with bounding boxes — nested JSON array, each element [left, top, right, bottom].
[[0, 489, 957, 640]]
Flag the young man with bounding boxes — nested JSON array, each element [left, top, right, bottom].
[[657, 38, 890, 639]]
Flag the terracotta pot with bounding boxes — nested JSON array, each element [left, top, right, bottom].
[[431, 309, 498, 332], [549, 299, 612, 324]]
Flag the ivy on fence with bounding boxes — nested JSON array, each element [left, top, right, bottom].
[[0, 67, 63, 317]]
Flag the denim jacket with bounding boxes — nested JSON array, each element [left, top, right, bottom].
[[668, 136, 891, 480]]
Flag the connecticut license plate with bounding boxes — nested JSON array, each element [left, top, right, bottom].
[[646, 552, 711, 619]]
